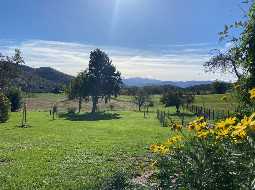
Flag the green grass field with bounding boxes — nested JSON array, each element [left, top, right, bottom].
[[0, 92, 238, 189], [193, 93, 238, 111], [0, 111, 170, 190]]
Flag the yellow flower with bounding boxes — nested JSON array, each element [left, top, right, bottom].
[[188, 117, 207, 131], [166, 135, 183, 144], [214, 117, 238, 140], [249, 88, 255, 99], [150, 144, 169, 155], [169, 122, 182, 131], [197, 130, 210, 139]]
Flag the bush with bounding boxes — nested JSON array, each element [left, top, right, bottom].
[[67, 107, 77, 114], [6, 88, 22, 112], [0, 92, 10, 123], [150, 114, 255, 189]]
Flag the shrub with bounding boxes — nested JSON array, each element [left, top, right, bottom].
[[0, 92, 10, 123], [6, 88, 22, 112], [150, 114, 255, 189]]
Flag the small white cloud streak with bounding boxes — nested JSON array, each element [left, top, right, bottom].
[[0, 39, 235, 81]]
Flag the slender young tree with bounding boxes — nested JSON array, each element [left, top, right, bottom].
[[67, 71, 89, 113]]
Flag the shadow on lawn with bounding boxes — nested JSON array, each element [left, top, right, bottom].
[[59, 112, 121, 121], [169, 112, 195, 117]]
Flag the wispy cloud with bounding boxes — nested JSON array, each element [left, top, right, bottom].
[[0, 39, 234, 81]]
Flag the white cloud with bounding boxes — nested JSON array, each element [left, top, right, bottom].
[[0, 39, 235, 81]]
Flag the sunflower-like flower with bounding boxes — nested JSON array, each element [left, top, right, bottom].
[[249, 88, 255, 99], [169, 122, 182, 131]]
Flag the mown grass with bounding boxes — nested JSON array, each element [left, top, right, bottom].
[[0, 111, 170, 190]]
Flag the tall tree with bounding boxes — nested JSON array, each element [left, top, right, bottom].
[[204, 1, 255, 105], [87, 49, 122, 113], [0, 49, 24, 92], [68, 49, 122, 113]]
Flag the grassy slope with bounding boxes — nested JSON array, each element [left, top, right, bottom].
[[193, 93, 238, 111], [0, 111, 170, 190]]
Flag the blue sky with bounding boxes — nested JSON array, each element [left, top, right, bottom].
[[0, 0, 243, 81]]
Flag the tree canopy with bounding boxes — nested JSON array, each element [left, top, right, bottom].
[[0, 49, 24, 92], [67, 49, 122, 113]]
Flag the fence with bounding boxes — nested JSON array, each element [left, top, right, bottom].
[[183, 104, 236, 120], [156, 104, 238, 127], [156, 109, 185, 127]]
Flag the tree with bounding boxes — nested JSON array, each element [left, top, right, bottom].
[[212, 81, 228, 94], [67, 49, 122, 113], [161, 91, 186, 113], [204, 47, 243, 80], [0, 49, 24, 92], [204, 1, 255, 105], [132, 89, 149, 112], [87, 49, 122, 113], [6, 88, 22, 112], [67, 72, 89, 113]]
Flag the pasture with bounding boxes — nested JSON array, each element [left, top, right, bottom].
[[0, 93, 238, 189], [0, 111, 171, 189]]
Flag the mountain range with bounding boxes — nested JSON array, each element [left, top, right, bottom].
[[13, 65, 73, 93], [122, 77, 213, 88], [13, 64, 213, 92]]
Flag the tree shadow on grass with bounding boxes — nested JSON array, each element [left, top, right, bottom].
[[59, 112, 121, 121], [169, 112, 195, 117]]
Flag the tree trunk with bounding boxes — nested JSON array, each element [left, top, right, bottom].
[[176, 105, 180, 113], [92, 96, 98, 113], [78, 97, 82, 113]]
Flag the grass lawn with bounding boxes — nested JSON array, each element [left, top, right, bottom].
[[0, 111, 170, 190]]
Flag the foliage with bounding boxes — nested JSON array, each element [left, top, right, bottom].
[[161, 92, 194, 113], [0, 92, 10, 123], [67, 72, 89, 112], [0, 49, 24, 92], [6, 88, 22, 112], [68, 49, 122, 113], [150, 112, 255, 189], [205, 1, 255, 106], [132, 89, 151, 111], [212, 80, 228, 94]]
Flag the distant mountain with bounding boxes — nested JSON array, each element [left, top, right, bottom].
[[123, 77, 213, 88], [12, 65, 74, 93], [122, 77, 162, 87]]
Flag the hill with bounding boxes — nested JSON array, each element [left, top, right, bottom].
[[123, 77, 213, 88], [13, 65, 73, 93]]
